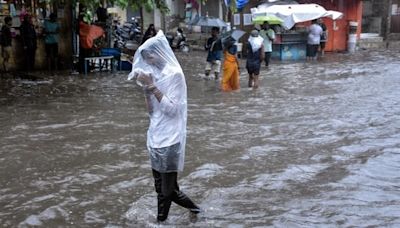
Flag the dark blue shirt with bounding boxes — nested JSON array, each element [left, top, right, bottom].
[[206, 37, 222, 62], [246, 43, 262, 70]]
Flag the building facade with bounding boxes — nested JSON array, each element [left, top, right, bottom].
[[142, 0, 224, 32], [233, 0, 363, 52], [362, 0, 400, 40], [0, 0, 73, 71]]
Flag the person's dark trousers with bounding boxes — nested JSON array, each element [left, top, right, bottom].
[[78, 47, 91, 73], [265, 52, 272, 67], [25, 46, 36, 71], [152, 169, 199, 221]]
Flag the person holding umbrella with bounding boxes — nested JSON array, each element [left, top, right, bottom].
[[221, 35, 240, 91], [259, 22, 275, 68], [204, 26, 223, 80]]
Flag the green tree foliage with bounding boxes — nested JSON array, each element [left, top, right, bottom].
[[229, 0, 237, 12], [78, 0, 170, 21], [77, 0, 221, 23]]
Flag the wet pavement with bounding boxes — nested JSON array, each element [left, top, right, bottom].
[[1, 49, 400, 227]]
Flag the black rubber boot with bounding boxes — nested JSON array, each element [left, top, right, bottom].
[[172, 190, 200, 213], [152, 169, 201, 221], [153, 169, 172, 222], [157, 195, 172, 221]]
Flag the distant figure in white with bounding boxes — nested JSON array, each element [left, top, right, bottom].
[[307, 19, 323, 61]]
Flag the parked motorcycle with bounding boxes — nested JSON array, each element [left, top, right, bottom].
[[113, 17, 142, 51], [166, 28, 190, 52], [126, 17, 142, 43]]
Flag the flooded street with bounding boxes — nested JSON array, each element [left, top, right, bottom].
[[1, 49, 400, 227]]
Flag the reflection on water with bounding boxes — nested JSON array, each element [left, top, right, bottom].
[[1, 49, 400, 227]]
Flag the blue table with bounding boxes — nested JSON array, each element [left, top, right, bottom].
[[272, 42, 307, 61]]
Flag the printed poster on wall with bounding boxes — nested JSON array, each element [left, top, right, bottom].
[[243, 14, 252, 25], [234, 14, 240, 25], [392, 4, 399, 15]]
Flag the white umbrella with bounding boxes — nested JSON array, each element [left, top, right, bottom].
[[251, 3, 343, 29], [228, 30, 246, 41], [188, 16, 228, 28], [220, 29, 246, 48]]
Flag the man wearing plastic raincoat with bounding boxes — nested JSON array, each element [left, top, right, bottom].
[[128, 31, 200, 222]]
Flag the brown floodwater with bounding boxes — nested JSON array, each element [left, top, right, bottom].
[[1, 49, 400, 227]]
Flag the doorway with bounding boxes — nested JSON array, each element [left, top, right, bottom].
[[390, 0, 400, 33]]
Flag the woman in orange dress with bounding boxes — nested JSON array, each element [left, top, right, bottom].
[[221, 38, 240, 91]]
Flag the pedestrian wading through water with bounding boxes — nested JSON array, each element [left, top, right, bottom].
[[128, 30, 201, 222]]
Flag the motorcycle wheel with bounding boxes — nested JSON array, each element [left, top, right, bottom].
[[180, 45, 190, 53]]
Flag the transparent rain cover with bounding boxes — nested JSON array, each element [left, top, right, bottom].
[[248, 36, 264, 53], [128, 30, 187, 172]]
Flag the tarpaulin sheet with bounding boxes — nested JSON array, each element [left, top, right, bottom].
[[251, 3, 343, 29], [79, 22, 105, 49]]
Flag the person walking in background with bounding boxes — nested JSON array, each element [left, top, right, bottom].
[[43, 13, 60, 73], [1, 16, 13, 72], [221, 37, 240, 91], [318, 18, 328, 57], [306, 19, 322, 61], [141, 24, 157, 45], [259, 22, 275, 68], [204, 26, 223, 80], [20, 15, 37, 71], [174, 28, 186, 48], [246, 30, 264, 89], [128, 31, 201, 222]]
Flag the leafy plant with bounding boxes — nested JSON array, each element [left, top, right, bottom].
[[78, 0, 171, 23], [77, 0, 233, 23]]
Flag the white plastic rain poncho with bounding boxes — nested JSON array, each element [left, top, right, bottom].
[[128, 31, 187, 173]]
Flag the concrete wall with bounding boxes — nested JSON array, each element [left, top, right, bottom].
[[142, 9, 154, 31], [156, 0, 225, 32], [150, 0, 186, 32], [202, 0, 222, 18], [113, 7, 128, 23], [362, 0, 390, 37], [165, 0, 184, 31]]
